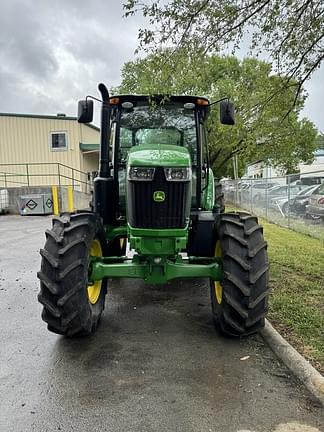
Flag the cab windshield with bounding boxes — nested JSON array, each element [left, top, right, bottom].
[[118, 103, 197, 164]]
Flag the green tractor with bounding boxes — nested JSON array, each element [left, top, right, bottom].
[[38, 83, 269, 337]]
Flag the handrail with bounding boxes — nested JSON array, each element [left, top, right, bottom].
[[0, 162, 89, 176], [0, 162, 92, 190]]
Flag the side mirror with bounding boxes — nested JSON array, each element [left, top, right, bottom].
[[220, 100, 235, 125], [77, 99, 93, 123]]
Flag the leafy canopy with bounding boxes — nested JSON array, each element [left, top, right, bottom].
[[118, 51, 317, 177], [123, 0, 324, 112]]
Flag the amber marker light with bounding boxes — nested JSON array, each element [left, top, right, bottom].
[[196, 98, 209, 106], [109, 97, 120, 105]]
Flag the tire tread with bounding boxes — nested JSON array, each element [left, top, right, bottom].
[[211, 211, 270, 337], [38, 211, 107, 336]]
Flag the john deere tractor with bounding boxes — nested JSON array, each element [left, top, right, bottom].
[[38, 83, 269, 337]]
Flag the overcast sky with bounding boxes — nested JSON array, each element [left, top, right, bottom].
[[0, 0, 322, 132]]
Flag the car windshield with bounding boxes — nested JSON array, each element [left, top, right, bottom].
[[318, 183, 324, 194], [296, 185, 316, 196], [118, 103, 197, 163], [269, 185, 306, 196], [269, 186, 286, 194], [268, 185, 282, 192], [252, 183, 277, 189], [289, 185, 307, 194]]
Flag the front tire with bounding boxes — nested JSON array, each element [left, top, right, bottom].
[[37, 212, 108, 336], [210, 212, 270, 336]]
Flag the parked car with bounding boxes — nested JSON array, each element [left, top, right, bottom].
[[223, 181, 251, 203], [271, 185, 320, 216], [269, 185, 308, 214], [306, 183, 324, 220], [241, 181, 280, 205], [288, 184, 321, 216], [260, 184, 307, 208]]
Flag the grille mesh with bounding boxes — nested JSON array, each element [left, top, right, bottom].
[[127, 167, 189, 229]]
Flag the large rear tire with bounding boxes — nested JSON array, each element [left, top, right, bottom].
[[37, 212, 108, 336], [210, 212, 270, 336]]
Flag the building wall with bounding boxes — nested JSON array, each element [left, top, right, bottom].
[[244, 162, 283, 179], [82, 152, 99, 176], [0, 114, 99, 189], [299, 154, 324, 178], [245, 152, 324, 180]]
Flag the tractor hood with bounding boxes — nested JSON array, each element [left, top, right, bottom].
[[127, 144, 191, 167]]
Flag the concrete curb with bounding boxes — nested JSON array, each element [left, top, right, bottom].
[[261, 319, 324, 406]]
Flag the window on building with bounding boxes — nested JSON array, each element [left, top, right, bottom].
[[50, 132, 68, 151]]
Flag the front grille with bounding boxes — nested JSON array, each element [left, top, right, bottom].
[[127, 167, 190, 229]]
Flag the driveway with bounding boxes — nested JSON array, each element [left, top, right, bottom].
[[0, 216, 323, 432]]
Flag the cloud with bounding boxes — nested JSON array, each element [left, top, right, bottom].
[[0, 2, 58, 80], [0, 0, 142, 117], [0, 0, 322, 133], [302, 66, 324, 133]]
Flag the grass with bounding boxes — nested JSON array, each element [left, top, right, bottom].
[[237, 202, 324, 242], [261, 209, 324, 242], [227, 206, 324, 373], [263, 220, 324, 373]]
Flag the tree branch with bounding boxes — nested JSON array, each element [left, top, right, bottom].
[[176, 0, 211, 48], [273, 1, 311, 70], [283, 52, 324, 120], [214, 139, 245, 172], [210, 148, 222, 165], [203, 0, 272, 54], [285, 32, 324, 83]]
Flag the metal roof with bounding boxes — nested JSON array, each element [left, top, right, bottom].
[[314, 149, 324, 157], [0, 112, 100, 132], [79, 143, 99, 151], [111, 95, 210, 115], [112, 94, 210, 104]]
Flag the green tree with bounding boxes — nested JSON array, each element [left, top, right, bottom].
[[118, 51, 318, 177], [123, 0, 324, 112]]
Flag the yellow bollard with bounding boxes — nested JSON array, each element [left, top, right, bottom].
[[67, 185, 74, 212], [52, 186, 59, 215]]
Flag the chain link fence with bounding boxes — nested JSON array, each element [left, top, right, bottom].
[[222, 169, 324, 241]]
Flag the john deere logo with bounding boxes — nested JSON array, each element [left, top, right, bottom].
[[153, 191, 165, 202]]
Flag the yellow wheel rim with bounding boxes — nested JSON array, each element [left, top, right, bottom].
[[87, 239, 103, 305], [120, 237, 126, 250], [214, 240, 223, 304]]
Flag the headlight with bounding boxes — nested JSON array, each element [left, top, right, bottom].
[[164, 167, 191, 182], [128, 166, 155, 181]]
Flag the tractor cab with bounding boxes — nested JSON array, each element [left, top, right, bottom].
[[77, 87, 235, 255], [109, 95, 211, 217]]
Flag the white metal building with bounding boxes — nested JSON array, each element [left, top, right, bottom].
[[0, 112, 100, 188], [244, 149, 324, 181]]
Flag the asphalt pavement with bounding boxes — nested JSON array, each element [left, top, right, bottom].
[[0, 215, 323, 432]]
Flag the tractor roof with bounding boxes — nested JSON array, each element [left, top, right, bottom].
[[110, 94, 210, 111]]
